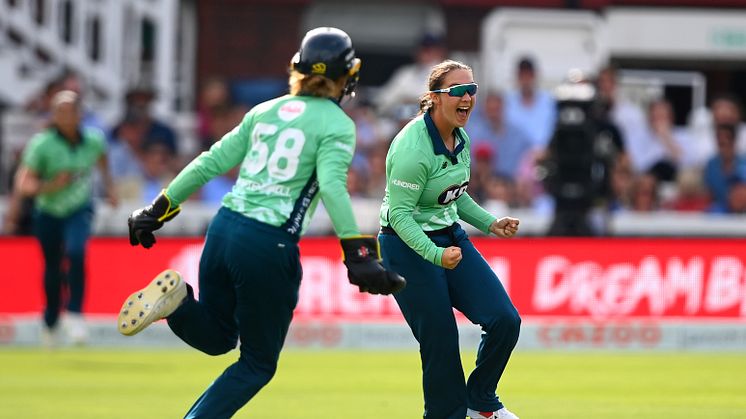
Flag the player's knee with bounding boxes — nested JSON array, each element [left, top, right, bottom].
[[505, 310, 522, 340], [239, 354, 279, 383], [486, 308, 521, 336], [65, 249, 85, 263], [203, 338, 238, 356]]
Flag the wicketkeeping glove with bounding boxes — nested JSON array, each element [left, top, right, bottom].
[[128, 191, 181, 249], [340, 236, 406, 295]]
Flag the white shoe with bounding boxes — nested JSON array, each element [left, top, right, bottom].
[[117, 269, 187, 336], [467, 407, 519, 419], [65, 313, 89, 345], [40, 325, 60, 349]]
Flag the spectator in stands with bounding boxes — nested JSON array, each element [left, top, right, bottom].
[[608, 154, 635, 213], [112, 81, 179, 156], [108, 84, 180, 203], [469, 142, 495, 202], [466, 89, 532, 181], [194, 78, 249, 204], [364, 142, 389, 199], [481, 173, 514, 216], [627, 99, 683, 181], [4, 90, 117, 347], [688, 94, 746, 169], [197, 76, 246, 152], [727, 182, 746, 214], [627, 173, 660, 212], [514, 150, 555, 216], [711, 94, 746, 156], [347, 98, 390, 156], [108, 112, 147, 193], [199, 166, 239, 205], [667, 168, 711, 212], [139, 138, 177, 202], [596, 66, 647, 168], [504, 56, 556, 151], [375, 32, 447, 119], [704, 123, 746, 213], [347, 161, 369, 198]]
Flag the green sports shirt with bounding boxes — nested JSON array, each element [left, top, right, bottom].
[[166, 95, 360, 238], [379, 112, 497, 267], [21, 127, 106, 217]]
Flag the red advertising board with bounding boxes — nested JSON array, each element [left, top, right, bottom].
[[2, 237, 746, 321]]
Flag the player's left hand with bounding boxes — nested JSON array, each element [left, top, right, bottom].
[[340, 236, 406, 295], [490, 217, 519, 238], [128, 191, 180, 249]]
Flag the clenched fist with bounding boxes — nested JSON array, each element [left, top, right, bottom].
[[441, 246, 462, 269], [490, 217, 520, 238]]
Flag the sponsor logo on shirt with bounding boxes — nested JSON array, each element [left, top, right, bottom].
[[335, 142, 353, 153], [438, 181, 469, 205], [392, 179, 420, 191], [238, 179, 292, 197], [286, 179, 319, 235], [278, 100, 306, 121]]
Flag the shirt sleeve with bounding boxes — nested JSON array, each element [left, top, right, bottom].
[[90, 128, 107, 158], [21, 134, 46, 174], [166, 112, 251, 205], [387, 148, 445, 267], [456, 192, 497, 234], [317, 118, 360, 238]]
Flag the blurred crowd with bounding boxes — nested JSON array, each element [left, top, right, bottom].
[[4, 34, 746, 236]]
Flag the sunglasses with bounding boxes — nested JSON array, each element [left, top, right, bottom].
[[430, 83, 478, 97]]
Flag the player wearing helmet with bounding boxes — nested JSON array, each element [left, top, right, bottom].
[[117, 27, 404, 418]]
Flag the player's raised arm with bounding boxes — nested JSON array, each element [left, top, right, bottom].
[[127, 113, 252, 248]]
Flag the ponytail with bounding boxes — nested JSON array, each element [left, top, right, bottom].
[[417, 93, 433, 115]]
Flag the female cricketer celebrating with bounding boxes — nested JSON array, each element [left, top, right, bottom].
[[378, 60, 521, 419], [117, 27, 404, 418]]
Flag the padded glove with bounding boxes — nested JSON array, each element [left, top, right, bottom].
[[340, 236, 406, 295], [128, 191, 180, 249]]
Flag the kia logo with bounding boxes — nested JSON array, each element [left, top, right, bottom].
[[438, 182, 469, 205]]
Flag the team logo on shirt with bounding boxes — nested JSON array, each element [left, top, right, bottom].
[[438, 181, 469, 205], [278, 100, 306, 121]]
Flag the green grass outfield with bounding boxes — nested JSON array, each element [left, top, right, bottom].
[[1, 349, 745, 418]]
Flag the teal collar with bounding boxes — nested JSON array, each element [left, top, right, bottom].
[[424, 111, 464, 165]]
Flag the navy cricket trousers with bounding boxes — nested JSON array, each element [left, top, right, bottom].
[[379, 224, 521, 419], [33, 204, 93, 329], [167, 207, 302, 419]]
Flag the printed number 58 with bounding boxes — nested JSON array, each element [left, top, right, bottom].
[[245, 123, 306, 180]]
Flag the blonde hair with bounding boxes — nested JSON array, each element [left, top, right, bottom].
[[51, 90, 81, 110], [288, 71, 345, 98], [418, 60, 472, 115]]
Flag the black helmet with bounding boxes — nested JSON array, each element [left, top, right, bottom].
[[291, 27, 361, 98]]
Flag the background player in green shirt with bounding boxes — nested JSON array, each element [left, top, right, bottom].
[[378, 60, 521, 419], [117, 27, 404, 418], [7, 90, 117, 346]]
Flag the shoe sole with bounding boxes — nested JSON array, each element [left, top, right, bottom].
[[117, 269, 186, 336]]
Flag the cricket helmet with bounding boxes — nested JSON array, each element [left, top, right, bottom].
[[291, 27, 361, 97]]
